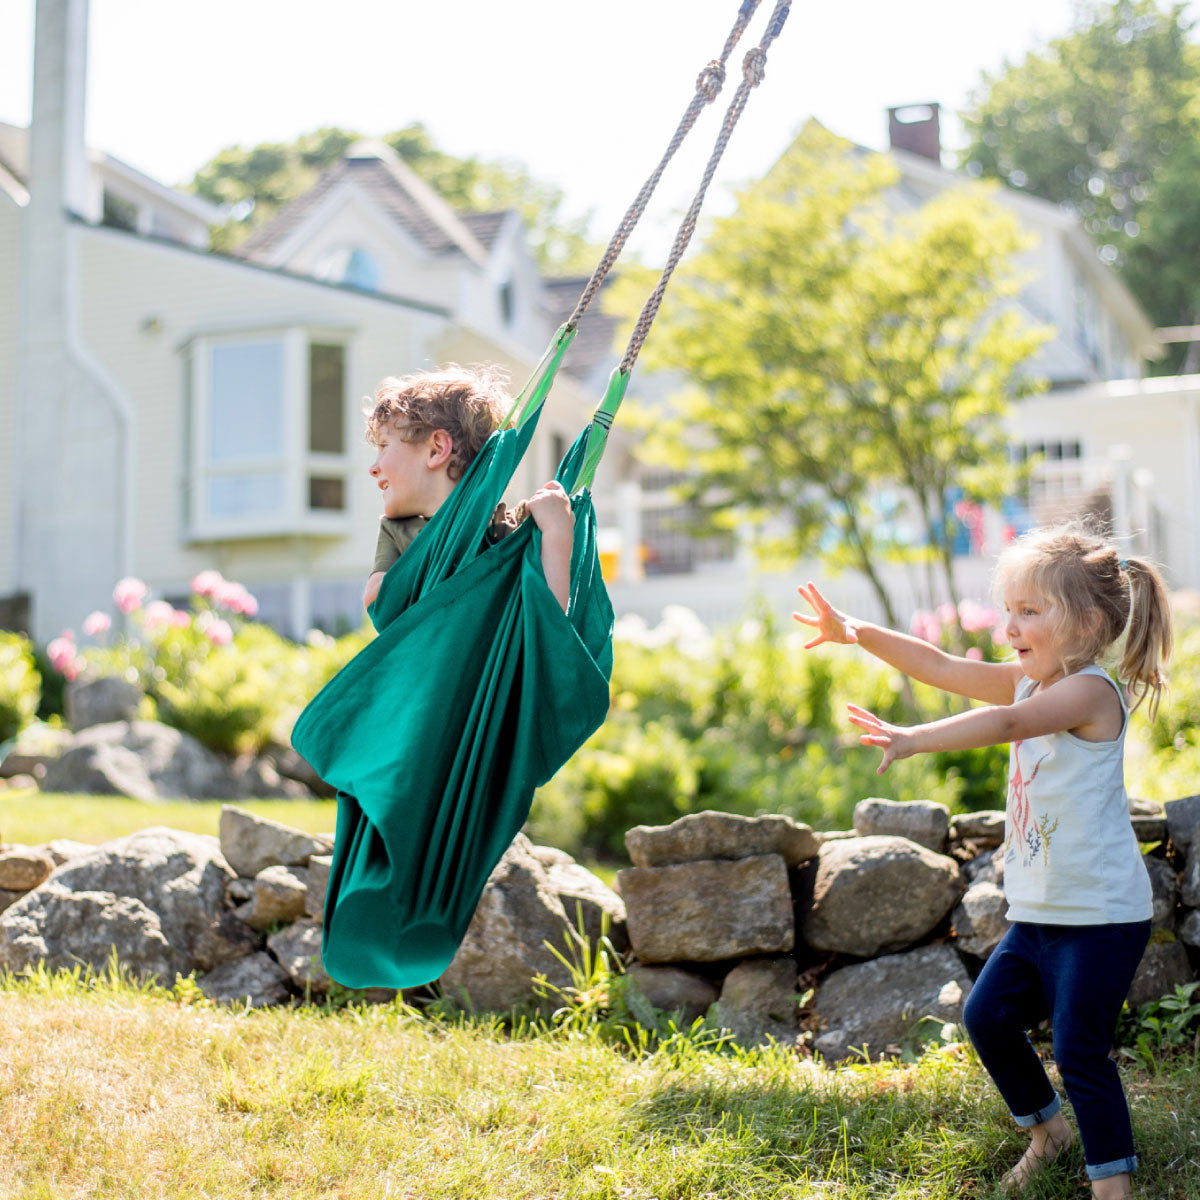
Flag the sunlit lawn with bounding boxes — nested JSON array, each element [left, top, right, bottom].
[[0, 789, 338, 847]]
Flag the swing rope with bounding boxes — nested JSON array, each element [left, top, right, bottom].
[[564, 0, 765, 335], [570, 0, 792, 492]]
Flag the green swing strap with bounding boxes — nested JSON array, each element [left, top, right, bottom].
[[569, 0, 792, 492]]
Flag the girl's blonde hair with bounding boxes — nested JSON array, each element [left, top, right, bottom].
[[992, 523, 1173, 718]]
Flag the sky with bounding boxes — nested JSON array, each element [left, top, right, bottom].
[[1, 0, 1192, 250]]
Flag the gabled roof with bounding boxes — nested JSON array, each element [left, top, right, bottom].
[[542, 274, 622, 383], [459, 209, 514, 251], [237, 140, 490, 267]]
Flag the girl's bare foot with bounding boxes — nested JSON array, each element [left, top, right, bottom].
[[1000, 1114, 1074, 1192]]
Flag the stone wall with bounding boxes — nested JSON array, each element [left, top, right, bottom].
[[1, 794, 1197, 1062]]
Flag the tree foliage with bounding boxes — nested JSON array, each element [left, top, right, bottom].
[[189, 122, 596, 269], [626, 122, 1050, 624], [959, 0, 1200, 350]]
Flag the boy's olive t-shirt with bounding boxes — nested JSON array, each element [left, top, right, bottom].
[[372, 516, 429, 575]]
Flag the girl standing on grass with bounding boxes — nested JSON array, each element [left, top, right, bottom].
[[794, 524, 1172, 1200]]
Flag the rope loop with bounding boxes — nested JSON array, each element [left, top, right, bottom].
[[696, 61, 726, 102], [742, 46, 766, 86]]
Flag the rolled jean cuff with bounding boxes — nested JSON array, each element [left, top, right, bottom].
[[1012, 1092, 1061, 1128], [1087, 1155, 1137, 1181]]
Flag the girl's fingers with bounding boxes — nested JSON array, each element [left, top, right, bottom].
[[803, 636, 824, 650], [792, 612, 818, 627]]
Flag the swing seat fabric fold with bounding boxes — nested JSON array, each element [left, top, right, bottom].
[[291, 406, 613, 990]]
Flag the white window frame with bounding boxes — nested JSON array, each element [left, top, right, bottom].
[[186, 326, 352, 540]]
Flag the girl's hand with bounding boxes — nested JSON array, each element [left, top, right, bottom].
[[846, 703, 917, 774], [793, 582, 859, 649]]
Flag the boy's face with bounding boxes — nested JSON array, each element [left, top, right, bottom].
[[369, 423, 439, 519]]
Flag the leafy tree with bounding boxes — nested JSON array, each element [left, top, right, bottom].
[[189, 122, 596, 269], [625, 122, 1049, 626], [959, 0, 1200, 348]]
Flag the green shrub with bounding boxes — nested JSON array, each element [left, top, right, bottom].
[[0, 632, 40, 745]]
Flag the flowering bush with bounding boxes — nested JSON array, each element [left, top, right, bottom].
[[0, 632, 41, 745], [44, 572, 371, 757], [909, 598, 1009, 663]]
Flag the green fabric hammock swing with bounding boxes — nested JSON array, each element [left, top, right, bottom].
[[290, 0, 790, 991]]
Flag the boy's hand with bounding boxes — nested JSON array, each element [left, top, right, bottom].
[[525, 481, 574, 539], [793, 582, 859, 649], [845, 703, 917, 774]]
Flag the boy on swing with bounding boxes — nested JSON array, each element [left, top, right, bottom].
[[361, 366, 575, 613]]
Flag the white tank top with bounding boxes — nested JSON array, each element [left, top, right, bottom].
[[1003, 663, 1151, 925]]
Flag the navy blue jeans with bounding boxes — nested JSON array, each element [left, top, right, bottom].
[[962, 920, 1151, 1182]]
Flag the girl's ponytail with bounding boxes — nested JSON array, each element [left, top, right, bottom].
[[1119, 557, 1172, 720]]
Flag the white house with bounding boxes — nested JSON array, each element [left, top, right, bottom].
[[1, 0, 599, 642], [600, 105, 1200, 624]]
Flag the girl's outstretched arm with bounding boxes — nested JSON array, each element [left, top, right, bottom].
[[794, 582, 1022, 706], [847, 671, 1121, 772]]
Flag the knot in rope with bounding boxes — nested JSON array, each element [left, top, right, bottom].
[[743, 46, 766, 86], [696, 60, 726, 102]]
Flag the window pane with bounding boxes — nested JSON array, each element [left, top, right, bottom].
[[209, 341, 284, 463], [308, 474, 345, 511], [207, 472, 285, 518], [309, 344, 345, 454]]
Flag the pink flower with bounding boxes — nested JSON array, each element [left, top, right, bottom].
[[142, 600, 176, 630], [82, 611, 111, 637], [966, 647, 983, 661], [936, 602, 957, 627], [191, 569, 224, 598], [958, 600, 998, 634], [204, 618, 233, 647], [910, 610, 941, 644], [171, 609, 192, 628], [992, 624, 1010, 647], [113, 576, 149, 614], [47, 635, 77, 673], [213, 579, 258, 616]]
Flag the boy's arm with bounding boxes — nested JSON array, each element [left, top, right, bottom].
[[363, 571, 385, 609], [795, 582, 1022, 706], [848, 672, 1119, 773], [525, 482, 574, 614]]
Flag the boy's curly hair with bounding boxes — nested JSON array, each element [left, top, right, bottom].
[[364, 366, 510, 481]]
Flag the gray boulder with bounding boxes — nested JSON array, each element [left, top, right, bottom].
[[714, 957, 800, 1046], [41, 721, 236, 800], [951, 880, 1009, 959], [0, 886, 184, 980], [1165, 794, 1200, 855], [0, 889, 25, 915], [1180, 842, 1200, 909], [531, 844, 628, 952], [0, 846, 55, 891], [619, 854, 794, 963], [192, 911, 261, 971], [199, 951, 293, 1008], [267, 918, 331, 996], [0, 827, 235, 981], [438, 835, 613, 1011], [65, 675, 143, 731], [812, 944, 973, 1062], [1144, 856, 1180, 930], [626, 811, 820, 868], [0, 724, 72, 777], [1176, 910, 1200, 948], [305, 855, 332, 923], [1127, 939, 1194, 1008], [266, 745, 333, 797], [802, 836, 962, 958], [236, 865, 309, 932], [41, 839, 97, 866], [854, 798, 950, 853], [218, 805, 331, 877], [626, 964, 719, 1023], [229, 754, 311, 800], [950, 811, 1006, 845]]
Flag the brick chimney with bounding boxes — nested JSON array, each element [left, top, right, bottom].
[[887, 103, 941, 163]]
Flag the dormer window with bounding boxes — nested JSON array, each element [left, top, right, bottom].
[[314, 244, 381, 293], [499, 277, 515, 327]]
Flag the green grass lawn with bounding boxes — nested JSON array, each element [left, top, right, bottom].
[[0, 966, 1197, 1200], [0, 789, 338, 847]]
